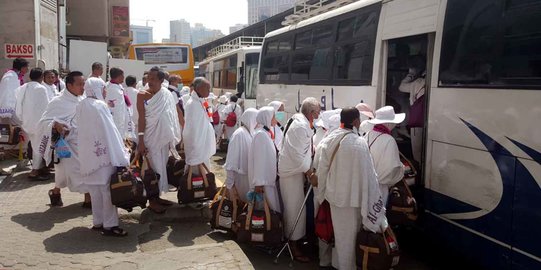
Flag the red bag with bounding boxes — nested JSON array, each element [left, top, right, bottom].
[[224, 105, 237, 127], [315, 200, 334, 243], [407, 94, 425, 128], [212, 110, 220, 125]]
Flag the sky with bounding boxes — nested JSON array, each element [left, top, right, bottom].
[[130, 0, 248, 42]]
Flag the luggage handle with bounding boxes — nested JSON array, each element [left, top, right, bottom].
[[213, 183, 239, 226], [186, 164, 211, 190], [244, 194, 272, 231]]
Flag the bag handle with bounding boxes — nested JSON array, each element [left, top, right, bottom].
[[329, 132, 353, 168], [244, 194, 272, 231], [213, 184, 240, 227], [186, 163, 211, 190]]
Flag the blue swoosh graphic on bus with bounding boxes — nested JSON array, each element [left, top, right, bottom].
[[507, 137, 541, 165]]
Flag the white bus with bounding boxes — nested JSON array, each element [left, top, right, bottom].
[[199, 37, 262, 108], [257, 0, 541, 269]]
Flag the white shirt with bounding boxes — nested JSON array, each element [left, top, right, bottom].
[[84, 76, 106, 100]]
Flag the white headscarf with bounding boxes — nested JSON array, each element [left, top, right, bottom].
[[328, 114, 341, 134], [268, 101, 284, 112], [240, 108, 258, 134], [256, 106, 275, 128]]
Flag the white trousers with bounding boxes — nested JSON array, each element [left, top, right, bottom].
[[87, 184, 119, 228], [331, 205, 361, 270], [29, 133, 43, 170], [279, 174, 306, 241], [411, 127, 423, 163]]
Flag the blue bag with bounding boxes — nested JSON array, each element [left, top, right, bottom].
[[55, 137, 71, 158]]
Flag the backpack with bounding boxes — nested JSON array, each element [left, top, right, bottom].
[[212, 110, 220, 125], [224, 104, 238, 127]]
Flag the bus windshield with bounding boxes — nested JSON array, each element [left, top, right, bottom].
[[134, 46, 188, 64]]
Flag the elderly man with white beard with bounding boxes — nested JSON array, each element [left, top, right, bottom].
[[278, 97, 321, 263], [137, 66, 182, 214], [183, 77, 216, 171]]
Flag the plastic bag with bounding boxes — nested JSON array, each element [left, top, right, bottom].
[[55, 137, 71, 158]]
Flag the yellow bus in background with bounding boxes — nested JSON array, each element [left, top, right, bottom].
[[127, 43, 195, 85]]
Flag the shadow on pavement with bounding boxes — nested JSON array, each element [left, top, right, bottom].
[[11, 202, 91, 232], [43, 224, 140, 254], [0, 170, 53, 192]]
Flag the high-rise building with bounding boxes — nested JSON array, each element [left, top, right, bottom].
[[247, 0, 295, 25], [130, 25, 153, 44], [191, 23, 224, 47], [170, 19, 191, 44], [229, 24, 248, 34]]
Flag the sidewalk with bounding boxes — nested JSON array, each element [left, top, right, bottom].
[[0, 158, 253, 270]]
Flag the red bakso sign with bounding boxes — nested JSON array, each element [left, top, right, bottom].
[[4, 44, 34, 59]]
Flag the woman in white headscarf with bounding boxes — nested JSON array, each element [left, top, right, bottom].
[[224, 108, 258, 203], [313, 109, 341, 148], [248, 106, 281, 212], [268, 101, 285, 150]]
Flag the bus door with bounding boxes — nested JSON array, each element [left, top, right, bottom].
[[383, 33, 434, 187]]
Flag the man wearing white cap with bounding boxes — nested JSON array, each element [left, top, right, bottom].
[[365, 106, 405, 204]]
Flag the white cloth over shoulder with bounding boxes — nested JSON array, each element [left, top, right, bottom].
[[224, 108, 257, 175], [314, 128, 387, 233], [143, 88, 182, 152], [278, 113, 313, 177], [365, 130, 404, 203], [105, 82, 130, 139], [15, 82, 52, 135], [249, 107, 276, 188], [125, 86, 139, 132], [183, 91, 216, 166], [0, 70, 21, 118], [84, 77, 106, 100], [76, 98, 129, 179], [42, 83, 58, 99]]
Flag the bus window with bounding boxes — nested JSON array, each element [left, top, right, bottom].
[[245, 52, 260, 99], [333, 41, 372, 83], [439, 0, 541, 87]]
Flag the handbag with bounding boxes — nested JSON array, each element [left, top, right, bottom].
[[407, 88, 425, 128], [110, 167, 147, 212], [314, 132, 350, 244], [210, 184, 244, 232], [0, 124, 22, 145], [166, 149, 185, 188], [177, 163, 217, 204], [55, 137, 71, 158], [132, 155, 160, 199], [386, 179, 418, 226], [356, 227, 400, 270], [235, 195, 283, 246]]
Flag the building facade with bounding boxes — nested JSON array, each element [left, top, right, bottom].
[[130, 25, 153, 44], [0, 0, 64, 73], [191, 23, 224, 47], [170, 19, 191, 44], [229, 24, 248, 34], [247, 0, 295, 24]]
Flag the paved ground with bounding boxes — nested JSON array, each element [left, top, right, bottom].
[[0, 155, 253, 270]]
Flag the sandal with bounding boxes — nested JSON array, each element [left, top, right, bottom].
[[101, 226, 128, 237], [48, 189, 63, 207], [290, 242, 310, 263], [29, 174, 50, 181], [82, 201, 92, 209], [148, 205, 166, 214], [91, 225, 103, 231]]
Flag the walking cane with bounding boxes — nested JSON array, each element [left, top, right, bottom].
[[274, 182, 313, 267]]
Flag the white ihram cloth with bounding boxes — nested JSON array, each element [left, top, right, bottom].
[[314, 128, 388, 270], [125, 86, 139, 143], [365, 130, 404, 204], [105, 82, 133, 140], [143, 88, 182, 193], [0, 70, 20, 118], [248, 107, 280, 212], [278, 113, 313, 241], [42, 83, 58, 99], [225, 108, 258, 203], [84, 76, 106, 101], [76, 98, 130, 229], [15, 82, 53, 169], [36, 90, 85, 192], [223, 101, 243, 139], [183, 91, 216, 166]]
